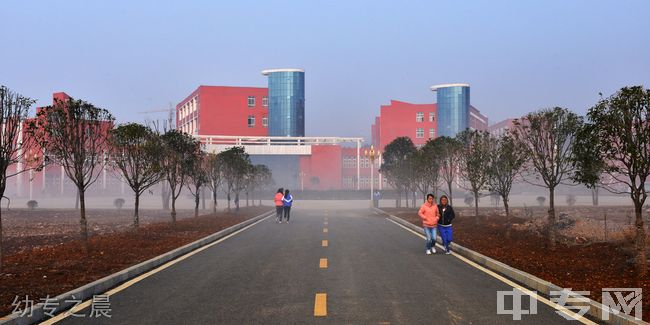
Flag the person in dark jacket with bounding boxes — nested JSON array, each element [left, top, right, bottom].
[[437, 195, 455, 254], [282, 189, 293, 223]]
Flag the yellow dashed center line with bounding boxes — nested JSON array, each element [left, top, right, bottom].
[[314, 293, 327, 316], [319, 258, 328, 268], [322, 240, 328, 247], [323, 228, 328, 233]]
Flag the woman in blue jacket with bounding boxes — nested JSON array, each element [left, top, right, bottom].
[[282, 189, 293, 223]]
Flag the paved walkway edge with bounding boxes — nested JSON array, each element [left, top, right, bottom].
[[375, 208, 646, 325], [0, 210, 274, 325]]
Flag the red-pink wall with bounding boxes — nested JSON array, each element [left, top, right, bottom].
[[299, 145, 342, 190], [377, 100, 437, 150], [177, 86, 269, 136]]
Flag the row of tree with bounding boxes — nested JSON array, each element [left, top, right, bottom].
[[0, 91, 273, 271], [381, 85, 649, 276]]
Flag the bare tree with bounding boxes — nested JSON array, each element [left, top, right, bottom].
[[380, 137, 417, 208], [204, 153, 223, 214], [575, 86, 650, 276], [434, 136, 461, 205], [109, 123, 163, 228], [0, 86, 35, 271], [160, 130, 200, 223], [457, 130, 494, 218], [253, 164, 273, 206], [148, 118, 173, 210], [512, 107, 582, 250], [220, 147, 251, 212], [232, 162, 252, 212], [412, 141, 441, 201], [186, 149, 207, 217], [487, 132, 526, 217], [27, 97, 114, 244]]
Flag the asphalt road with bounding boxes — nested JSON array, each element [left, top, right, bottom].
[[48, 208, 588, 324]]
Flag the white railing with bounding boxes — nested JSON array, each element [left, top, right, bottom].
[[195, 135, 363, 147]]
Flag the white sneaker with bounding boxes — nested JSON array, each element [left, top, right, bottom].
[[426, 249, 432, 255], [445, 250, 451, 255], [431, 247, 436, 254]]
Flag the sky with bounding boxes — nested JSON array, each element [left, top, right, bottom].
[[1, 0, 649, 142]]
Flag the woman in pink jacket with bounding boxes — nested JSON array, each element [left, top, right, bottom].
[[274, 188, 284, 223], [418, 193, 440, 254]]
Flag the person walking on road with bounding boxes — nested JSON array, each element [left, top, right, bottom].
[[282, 189, 293, 223], [418, 193, 440, 255], [274, 188, 284, 223], [437, 195, 455, 254]]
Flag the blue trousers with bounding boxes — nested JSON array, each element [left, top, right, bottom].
[[438, 225, 453, 252], [423, 226, 437, 250]]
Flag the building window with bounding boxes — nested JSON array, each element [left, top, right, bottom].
[[247, 96, 255, 107], [416, 128, 424, 138], [429, 128, 435, 139], [262, 116, 268, 127], [416, 112, 424, 122], [247, 115, 255, 127], [429, 112, 435, 122], [262, 96, 268, 107]]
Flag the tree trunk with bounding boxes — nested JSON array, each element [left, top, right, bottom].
[[411, 189, 416, 207], [548, 187, 556, 250], [395, 190, 399, 208], [0, 204, 3, 272], [75, 189, 80, 210], [502, 194, 510, 217], [405, 190, 409, 208], [171, 196, 177, 223], [134, 193, 140, 228], [246, 192, 249, 207], [592, 187, 599, 206], [227, 192, 231, 210], [235, 193, 240, 211], [212, 189, 217, 214], [161, 183, 170, 210], [634, 201, 647, 277], [474, 190, 479, 222], [79, 189, 89, 252], [201, 187, 206, 210], [194, 193, 199, 218], [447, 181, 453, 206]]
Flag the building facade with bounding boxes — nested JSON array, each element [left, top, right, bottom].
[[488, 118, 516, 137], [469, 106, 489, 131], [371, 100, 438, 151], [176, 86, 269, 137], [432, 83, 470, 137], [262, 69, 305, 137]]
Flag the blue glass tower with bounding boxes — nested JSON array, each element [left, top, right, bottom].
[[262, 68, 305, 137], [431, 83, 470, 137]]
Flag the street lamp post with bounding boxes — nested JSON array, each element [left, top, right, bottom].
[[364, 145, 380, 208]]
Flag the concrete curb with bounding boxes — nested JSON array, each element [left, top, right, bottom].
[[0, 210, 274, 325], [374, 207, 646, 325]]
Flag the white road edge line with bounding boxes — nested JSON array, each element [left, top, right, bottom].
[[386, 218, 596, 325], [40, 215, 272, 325]]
